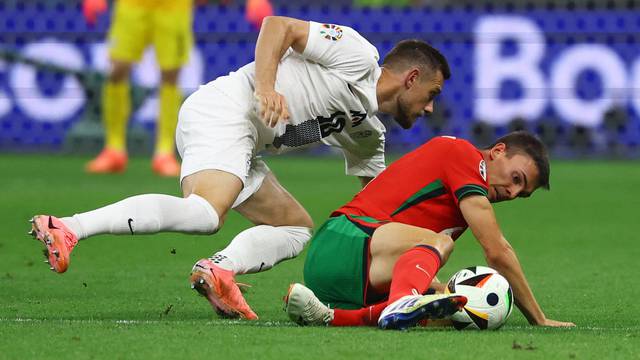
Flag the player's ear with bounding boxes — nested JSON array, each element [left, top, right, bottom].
[[489, 142, 506, 159], [405, 68, 420, 89]]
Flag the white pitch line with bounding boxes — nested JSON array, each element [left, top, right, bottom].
[[483, 325, 640, 332], [2, 318, 639, 332]]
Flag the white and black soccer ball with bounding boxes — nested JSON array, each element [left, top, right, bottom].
[[444, 266, 514, 330]]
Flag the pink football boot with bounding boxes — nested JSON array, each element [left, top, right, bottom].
[[190, 258, 258, 320], [29, 215, 78, 273]]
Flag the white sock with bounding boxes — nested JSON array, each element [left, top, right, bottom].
[[210, 225, 312, 275], [61, 194, 219, 240]]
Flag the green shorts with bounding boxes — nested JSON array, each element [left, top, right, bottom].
[[303, 215, 384, 309]]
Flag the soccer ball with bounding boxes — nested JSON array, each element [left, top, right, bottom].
[[444, 266, 514, 330]]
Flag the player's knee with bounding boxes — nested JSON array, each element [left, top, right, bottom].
[[161, 69, 179, 84], [183, 191, 231, 230], [273, 205, 313, 228], [181, 171, 243, 229], [418, 233, 454, 262], [292, 211, 314, 229], [203, 198, 230, 227], [213, 213, 227, 230], [109, 62, 131, 82], [287, 226, 313, 255]]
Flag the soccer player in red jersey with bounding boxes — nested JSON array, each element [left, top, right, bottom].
[[285, 131, 575, 330]]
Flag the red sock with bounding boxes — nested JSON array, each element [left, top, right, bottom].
[[330, 301, 388, 327], [329, 246, 441, 327], [388, 245, 441, 303]]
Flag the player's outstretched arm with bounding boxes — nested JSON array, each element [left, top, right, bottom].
[[254, 16, 309, 127], [459, 195, 575, 327]]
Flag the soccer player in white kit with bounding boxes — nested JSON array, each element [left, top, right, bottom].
[[29, 16, 450, 320]]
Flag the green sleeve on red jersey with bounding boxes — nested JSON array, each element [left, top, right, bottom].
[[455, 184, 489, 202], [391, 179, 447, 216], [442, 138, 490, 205]]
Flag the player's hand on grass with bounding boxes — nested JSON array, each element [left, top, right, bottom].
[[539, 318, 576, 327], [255, 90, 290, 128]]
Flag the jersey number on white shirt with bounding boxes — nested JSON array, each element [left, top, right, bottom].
[[272, 110, 366, 149]]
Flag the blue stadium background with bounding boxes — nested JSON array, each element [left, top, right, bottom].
[[1, 1, 639, 157]]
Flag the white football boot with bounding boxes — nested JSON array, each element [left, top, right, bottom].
[[284, 283, 334, 326]]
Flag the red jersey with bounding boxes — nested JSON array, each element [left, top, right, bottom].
[[333, 136, 489, 240]]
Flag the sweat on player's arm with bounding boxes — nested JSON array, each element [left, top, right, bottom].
[[285, 131, 575, 330]]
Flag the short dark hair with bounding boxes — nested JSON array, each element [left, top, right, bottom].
[[486, 131, 551, 190], [382, 40, 451, 80]]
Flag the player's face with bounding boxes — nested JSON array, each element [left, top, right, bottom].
[[486, 144, 539, 203], [394, 70, 444, 129]]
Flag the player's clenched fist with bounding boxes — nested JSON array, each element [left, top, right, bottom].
[[254, 90, 290, 128]]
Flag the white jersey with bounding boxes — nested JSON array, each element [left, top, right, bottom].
[[205, 21, 386, 178]]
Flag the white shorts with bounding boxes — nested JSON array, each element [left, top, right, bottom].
[[176, 85, 269, 208]]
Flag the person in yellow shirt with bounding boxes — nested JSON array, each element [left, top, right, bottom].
[[83, 0, 273, 176], [83, 0, 194, 176]]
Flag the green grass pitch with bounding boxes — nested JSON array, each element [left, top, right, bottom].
[[0, 155, 638, 359]]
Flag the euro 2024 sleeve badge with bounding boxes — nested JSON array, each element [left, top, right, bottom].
[[320, 24, 343, 41], [479, 160, 487, 182]]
